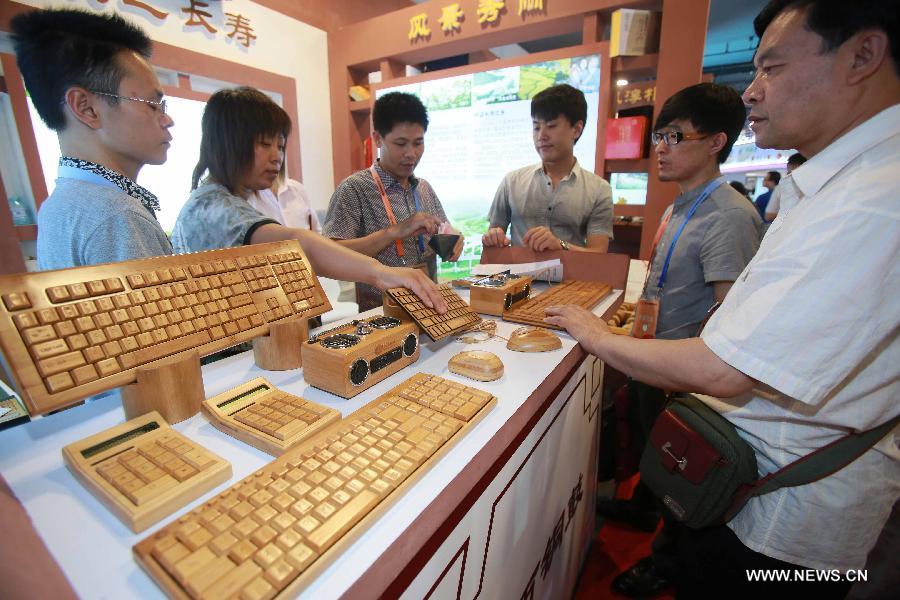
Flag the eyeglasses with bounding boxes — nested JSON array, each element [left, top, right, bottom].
[[651, 130, 710, 146], [91, 90, 168, 114]]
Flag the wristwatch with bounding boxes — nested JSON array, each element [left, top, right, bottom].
[[559, 239, 570, 251]]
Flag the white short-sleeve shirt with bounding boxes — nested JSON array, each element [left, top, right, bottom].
[[700, 104, 900, 571], [248, 179, 321, 232]]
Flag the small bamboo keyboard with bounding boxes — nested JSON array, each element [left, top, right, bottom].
[[135, 373, 496, 599], [502, 280, 613, 329], [383, 285, 481, 341], [62, 411, 232, 533], [0, 241, 330, 415], [202, 378, 341, 456]]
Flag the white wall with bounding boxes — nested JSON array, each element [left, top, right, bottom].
[[14, 0, 336, 208]]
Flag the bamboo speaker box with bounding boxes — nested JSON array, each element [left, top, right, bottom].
[[469, 274, 532, 316], [301, 316, 419, 398]]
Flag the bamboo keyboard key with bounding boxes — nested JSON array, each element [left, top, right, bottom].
[[135, 373, 496, 599]]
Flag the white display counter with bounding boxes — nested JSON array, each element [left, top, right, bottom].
[[0, 286, 624, 598]]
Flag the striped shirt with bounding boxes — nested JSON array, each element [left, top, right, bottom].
[[322, 161, 448, 310]]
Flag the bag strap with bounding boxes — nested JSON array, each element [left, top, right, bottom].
[[723, 413, 900, 522]]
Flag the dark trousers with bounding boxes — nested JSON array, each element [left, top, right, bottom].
[[625, 380, 668, 511], [651, 521, 853, 599]]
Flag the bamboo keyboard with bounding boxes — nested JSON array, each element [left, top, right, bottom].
[[62, 411, 232, 533], [0, 241, 331, 415], [502, 280, 613, 329], [202, 378, 341, 456], [135, 373, 496, 599], [384, 285, 481, 341]]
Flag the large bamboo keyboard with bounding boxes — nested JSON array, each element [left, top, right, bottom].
[[383, 285, 481, 341], [0, 241, 331, 415], [62, 411, 232, 533], [202, 378, 341, 456], [135, 373, 496, 599], [502, 280, 613, 329]]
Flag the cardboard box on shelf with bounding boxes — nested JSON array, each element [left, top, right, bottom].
[[610, 9, 661, 57]]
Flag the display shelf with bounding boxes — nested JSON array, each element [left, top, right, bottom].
[[349, 100, 371, 113], [611, 53, 659, 79], [605, 158, 649, 173]]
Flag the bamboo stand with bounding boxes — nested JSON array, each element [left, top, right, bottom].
[[252, 318, 307, 371], [121, 351, 204, 424]]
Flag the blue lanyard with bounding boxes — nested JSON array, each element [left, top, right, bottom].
[[657, 179, 723, 290], [412, 188, 426, 254]]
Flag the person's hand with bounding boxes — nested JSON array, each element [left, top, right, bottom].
[[373, 265, 448, 314], [522, 226, 563, 252], [393, 212, 442, 239], [447, 235, 465, 262], [544, 305, 610, 353], [482, 227, 510, 248]]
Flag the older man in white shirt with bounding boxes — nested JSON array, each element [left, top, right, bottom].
[[546, 0, 899, 596]]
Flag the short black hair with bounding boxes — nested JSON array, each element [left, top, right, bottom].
[[766, 171, 782, 184], [655, 83, 747, 163], [11, 8, 152, 131], [754, 0, 899, 76], [729, 180, 750, 197], [373, 92, 429, 137], [193, 87, 292, 193], [787, 152, 807, 167], [531, 84, 587, 142]]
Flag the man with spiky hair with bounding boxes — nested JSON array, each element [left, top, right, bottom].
[[11, 8, 174, 269]]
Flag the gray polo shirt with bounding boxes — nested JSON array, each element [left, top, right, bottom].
[[170, 180, 277, 254], [487, 161, 613, 247], [37, 177, 172, 270], [645, 180, 762, 340]]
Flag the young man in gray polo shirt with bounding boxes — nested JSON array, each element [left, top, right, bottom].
[[482, 84, 613, 252], [582, 83, 762, 597], [12, 9, 174, 270]]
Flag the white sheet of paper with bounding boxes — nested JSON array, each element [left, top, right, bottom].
[[471, 259, 563, 282]]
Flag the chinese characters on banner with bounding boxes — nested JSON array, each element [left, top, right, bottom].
[[520, 473, 584, 600], [96, 0, 258, 49], [615, 81, 656, 110], [410, 0, 546, 43], [438, 3, 465, 33], [408, 13, 432, 41]]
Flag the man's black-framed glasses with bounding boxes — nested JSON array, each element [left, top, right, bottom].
[[651, 130, 710, 146], [91, 90, 168, 114]]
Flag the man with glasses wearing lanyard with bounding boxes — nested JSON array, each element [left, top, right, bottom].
[[11, 8, 175, 270], [323, 92, 464, 311], [594, 83, 762, 597]]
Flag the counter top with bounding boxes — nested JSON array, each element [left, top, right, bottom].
[[0, 286, 622, 598]]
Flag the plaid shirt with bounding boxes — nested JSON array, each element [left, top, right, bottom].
[[323, 161, 448, 309]]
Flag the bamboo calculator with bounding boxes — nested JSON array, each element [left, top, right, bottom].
[[202, 378, 341, 456], [62, 411, 232, 532]]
